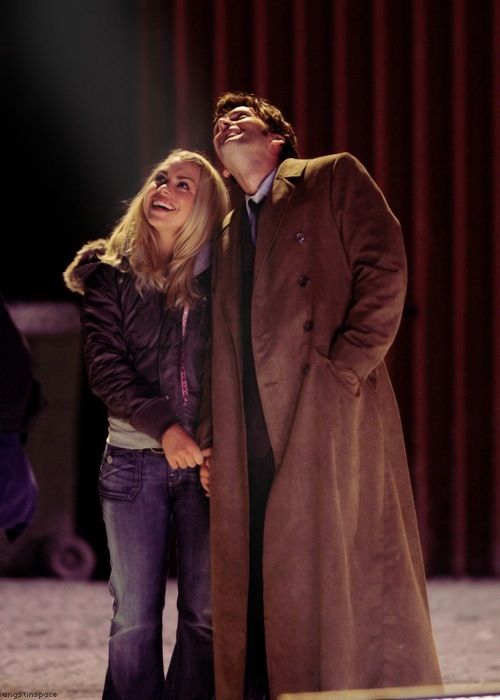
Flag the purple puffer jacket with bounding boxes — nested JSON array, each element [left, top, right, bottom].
[[64, 240, 211, 440]]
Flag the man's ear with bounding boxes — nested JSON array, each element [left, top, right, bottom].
[[269, 135, 285, 157]]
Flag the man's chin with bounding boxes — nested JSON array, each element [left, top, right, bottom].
[[215, 144, 239, 169]]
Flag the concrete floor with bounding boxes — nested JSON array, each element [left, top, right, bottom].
[[0, 577, 499, 699]]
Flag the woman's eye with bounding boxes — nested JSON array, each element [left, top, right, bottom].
[[154, 173, 167, 186], [177, 181, 190, 190]]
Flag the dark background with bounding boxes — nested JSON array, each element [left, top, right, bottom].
[[1, 0, 498, 579], [1, 0, 151, 578]]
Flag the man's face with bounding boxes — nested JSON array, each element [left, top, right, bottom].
[[212, 105, 277, 166]]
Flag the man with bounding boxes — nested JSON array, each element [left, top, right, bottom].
[[200, 92, 442, 700]]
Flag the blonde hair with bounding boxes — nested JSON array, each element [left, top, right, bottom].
[[99, 149, 229, 307]]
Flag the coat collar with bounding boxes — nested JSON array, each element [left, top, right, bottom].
[[275, 157, 307, 180]]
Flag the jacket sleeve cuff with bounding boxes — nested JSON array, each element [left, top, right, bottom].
[[130, 398, 180, 442]]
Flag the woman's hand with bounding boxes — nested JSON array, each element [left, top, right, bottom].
[[200, 447, 211, 497], [161, 424, 204, 468]]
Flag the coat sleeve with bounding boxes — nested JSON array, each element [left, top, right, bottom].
[[81, 266, 180, 441], [328, 153, 407, 384]]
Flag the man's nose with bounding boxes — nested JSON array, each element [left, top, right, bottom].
[[217, 117, 230, 133]]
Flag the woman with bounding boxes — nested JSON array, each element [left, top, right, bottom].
[[64, 149, 228, 699]]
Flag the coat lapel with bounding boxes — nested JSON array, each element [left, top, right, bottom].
[[254, 159, 307, 283]]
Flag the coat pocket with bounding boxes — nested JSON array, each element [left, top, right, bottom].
[[327, 361, 361, 397], [327, 360, 378, 396], [99, 445, 142, 501], [315, 347, 377, 396]]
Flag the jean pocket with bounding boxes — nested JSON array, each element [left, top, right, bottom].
[[171, 464, 205, 493], [99, 445, 142, 501], [172, 464, 199, 481]]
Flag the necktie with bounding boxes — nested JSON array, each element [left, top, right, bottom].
[[247, 197, 265, 245]]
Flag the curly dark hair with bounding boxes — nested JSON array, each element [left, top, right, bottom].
[[213, 91, 299, 161]]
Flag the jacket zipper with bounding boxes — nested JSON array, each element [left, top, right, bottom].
[[179, 306, 189, 405]]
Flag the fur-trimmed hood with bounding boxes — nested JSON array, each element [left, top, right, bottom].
[[63, 238, 212, 295], [63, 238, 110, 295]]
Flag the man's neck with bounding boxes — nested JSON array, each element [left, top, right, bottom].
[[227, 156, 279, 195]]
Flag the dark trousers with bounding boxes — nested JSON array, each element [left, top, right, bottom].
[[244, 449, 275, 700], [241, 203, 274, 699]]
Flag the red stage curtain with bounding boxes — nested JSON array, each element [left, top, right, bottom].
[[138, 0, 499, 576]]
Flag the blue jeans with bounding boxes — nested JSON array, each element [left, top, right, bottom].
[[99, 444, 214, 700]]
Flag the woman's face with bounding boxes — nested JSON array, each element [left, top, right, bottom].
[[143, 158, 201, 255]]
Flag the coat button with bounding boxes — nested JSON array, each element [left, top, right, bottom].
[[303, 319, 314, 332], [295, 232, 305, 244], [303, 363, 310, 374], [106, 455, 113, 464], [298, 274, 310, 287]]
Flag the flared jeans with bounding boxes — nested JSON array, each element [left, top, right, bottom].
[[99, 444, 214, 700]]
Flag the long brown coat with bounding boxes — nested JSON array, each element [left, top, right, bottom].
[[205, 153, 442, 699]]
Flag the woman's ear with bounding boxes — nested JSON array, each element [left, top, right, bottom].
[[222, 168, 231, 178]]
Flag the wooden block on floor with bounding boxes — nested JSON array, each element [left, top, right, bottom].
[[278, 684, 500, 700]]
